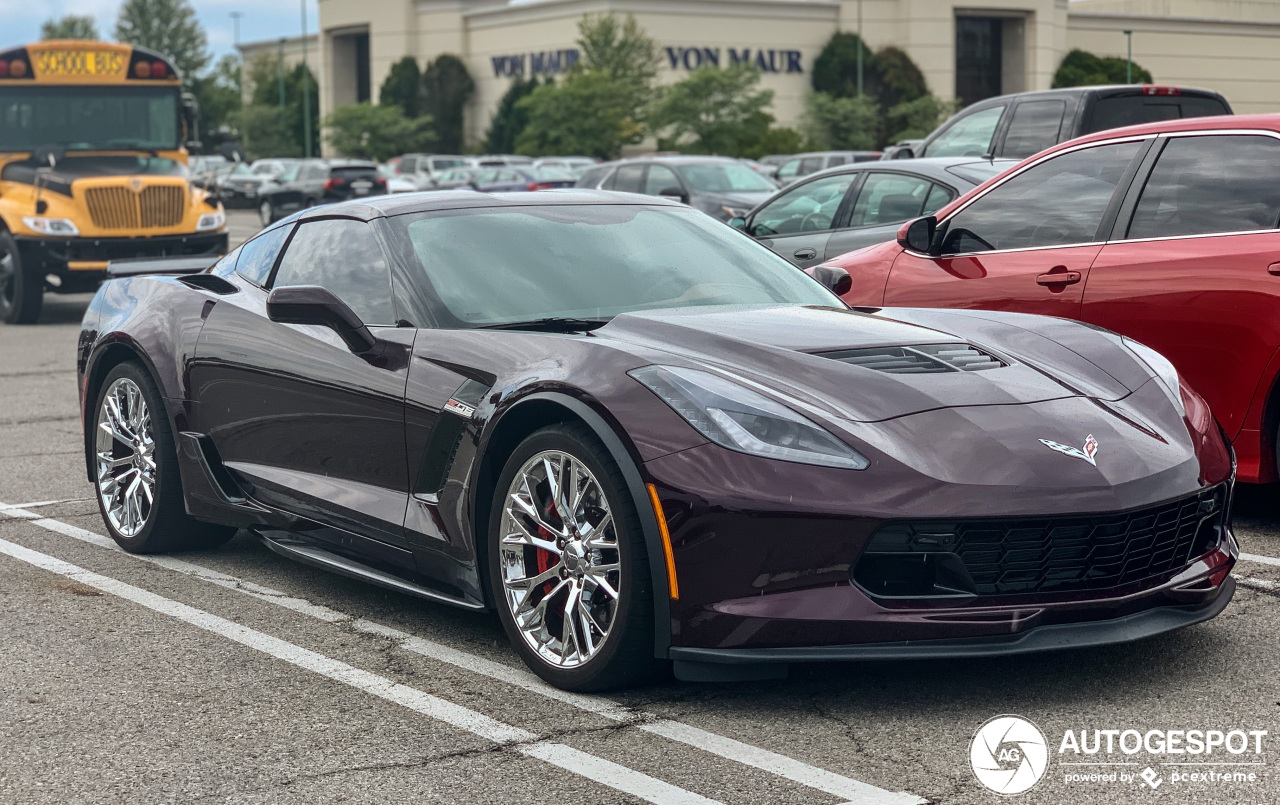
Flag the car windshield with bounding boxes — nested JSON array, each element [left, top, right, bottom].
[[0, 85, 179, 150], [229, 163, 254, 177], [528, 167, 576, 181], [393, 205, 836, 326], [676, 162, 777, 193], [431, 158, 467, 170], [276, 163, 301, 182]]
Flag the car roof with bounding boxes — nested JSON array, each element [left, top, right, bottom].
[[961, 84, 1228, 108], [289, 189, 687, 222], [791, 156, 1020, 186], [1059, 111, 1277, 147]]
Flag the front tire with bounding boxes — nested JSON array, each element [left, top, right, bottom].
[[0, 231, 42, 324], [258, 200, 274, 227], [488, 423, 658, 691], [92, 362, 235, 553]]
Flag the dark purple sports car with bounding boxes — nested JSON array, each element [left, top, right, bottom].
[[77, 191, 1237, 691]]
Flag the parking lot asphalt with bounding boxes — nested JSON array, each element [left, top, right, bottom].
[[0, 209, 1278, 804]]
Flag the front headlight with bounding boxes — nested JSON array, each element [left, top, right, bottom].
[[22, 216, 78, 236], [630, 365, 869, 469], [196, 210, 226, 232], [1122, 336, 1184, 414]]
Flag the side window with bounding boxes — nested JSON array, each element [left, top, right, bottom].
[[611, 164, 645, 193], [235, 226, 291, 286], [849, 173, 934, 227], [799, 157, 824, 175], [1128, 134, 1280, 239], [643, 165, 682, 196], [923, 106, 1006, 158], [400, 157, 417, 173], [776, 159, 801, 180], [211, 244, 244, 279], [923, 183, 955, 216], [942, 140, 1141, 253], [826, 155, 848, 167], [271, 219, 396, 325], [750, 173, 857, 236], [1002, 100, 1066, 159]]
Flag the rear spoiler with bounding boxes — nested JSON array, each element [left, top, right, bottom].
[[107, 255, 220, 277]]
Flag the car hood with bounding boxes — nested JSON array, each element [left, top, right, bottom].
[[597, 304, 1152, 424]]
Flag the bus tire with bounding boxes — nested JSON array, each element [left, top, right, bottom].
[[0, 231, 42, 325]]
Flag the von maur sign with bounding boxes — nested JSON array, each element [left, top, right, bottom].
[[490, 46, 804, 77]]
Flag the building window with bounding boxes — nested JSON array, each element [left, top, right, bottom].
[[330, 29, 371, 106], [956, 17, 1002, 106]]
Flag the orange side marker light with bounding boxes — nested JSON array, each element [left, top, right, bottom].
[[646, 483, 679, 601]]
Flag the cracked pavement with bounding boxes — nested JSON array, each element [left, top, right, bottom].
[[0, 210, 1277, 804]]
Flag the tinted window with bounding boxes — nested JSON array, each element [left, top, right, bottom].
[[923, 183, 955, 215], [610, 164, 644, 193], [850, 173, 934, 227], [644, 164, 682, 196], [676, 162, 776, 192], [332, 165, 377, 178], [826, 155, 848, 167], [576, 165, 609, 187], [799, 157, 824, 175], [271, 219, 395, 325], [942, 140, 1141, 253], [235, 225, 291, 286], [1084, 95, 1230, 135], [1128, 135, 1280, 239], [924, 106, 1005, 158], [1002, 100, 1066, 159], [394, 206, 835, 326], [750, 173, 857, 236]]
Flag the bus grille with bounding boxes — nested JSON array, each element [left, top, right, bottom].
[[84, 186, 186, 230]]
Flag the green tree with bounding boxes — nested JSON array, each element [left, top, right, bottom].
[[516, 72, 641, 159], [41, 15, 99, 40], [744, 127, 805, 159], [649, 64, 774, 155], [379, 56, 421, 118], [1053, 49, 1152, 87], [484, 76, 544, 154], [232, 104, 297, 160], [420, 55, 473, 153], [811, 33, 933, 146], [574, 13, 659, 140], [812, 32, 871, 100], [873, 47, 928, 109], [239, 54, 319, 157], [114, 0, 209, 82], [324, 103, 434, 161], [802, 92, 879, 151], [190, 54, 242, 145], [884, 94, 956, 143]]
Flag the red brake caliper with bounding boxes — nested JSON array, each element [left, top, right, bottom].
[[534, 499, 559, 597]]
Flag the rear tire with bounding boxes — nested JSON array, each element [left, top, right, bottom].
[[92, 361, 235, 553], [0, 231, 42, 324], [258, 200, 274, 227], [488, 423, 659, 691]]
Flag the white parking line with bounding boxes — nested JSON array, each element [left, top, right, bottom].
[[0, 503, 927, 805], [0, 534, 724, 805], [0, 498, 85, 516], [1240, 552, 1280, 568]]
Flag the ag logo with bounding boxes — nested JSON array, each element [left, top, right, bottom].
[[970, 714, 1049, 795], [1040, 434, 1099, 466]]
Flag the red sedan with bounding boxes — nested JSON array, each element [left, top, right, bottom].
[[830, 114, 1280, 483]]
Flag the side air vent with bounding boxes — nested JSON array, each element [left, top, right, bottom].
[[820, 343, 1006, 374]]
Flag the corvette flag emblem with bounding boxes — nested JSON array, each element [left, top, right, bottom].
[[1040, 434, 1099, 466]]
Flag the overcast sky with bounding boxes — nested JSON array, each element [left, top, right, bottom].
[[0, 0, 319, 62]]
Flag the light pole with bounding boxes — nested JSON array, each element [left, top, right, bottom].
[[856, 0, 864, 96], [300, 0, 312, 158], [230, 12, 243, 98], [1124, 29, 1133, 83]]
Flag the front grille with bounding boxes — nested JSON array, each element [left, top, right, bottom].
[[84, 185, 185, 230], [854, 486, 1227, 598], [821, 343, 1005, 374]]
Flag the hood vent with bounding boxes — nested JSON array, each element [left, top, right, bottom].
[[820, 343, 1006, 374]]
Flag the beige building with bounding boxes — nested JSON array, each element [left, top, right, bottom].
[[238, 0, 1280, 152]]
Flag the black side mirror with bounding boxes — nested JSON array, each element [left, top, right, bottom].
[[810, 265, 853, 296], [658, 186, 689, 204], [898, 215, 938, 255], [267, 285, 378, 354]]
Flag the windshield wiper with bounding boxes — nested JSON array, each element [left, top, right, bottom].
[[477, 317, 611, 332]]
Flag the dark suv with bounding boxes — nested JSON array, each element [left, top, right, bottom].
[[894, 85, 1231, 161], [258, 160, 386, 225]]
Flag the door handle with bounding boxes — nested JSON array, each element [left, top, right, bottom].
[[794, 247, 818, 260], [1036, 268, 1082, 286], [1268, 262, 1280, 276]]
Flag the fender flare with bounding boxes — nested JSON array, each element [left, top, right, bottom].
[[477, 390, 672, 659]]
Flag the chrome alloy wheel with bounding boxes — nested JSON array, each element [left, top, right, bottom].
[[95, 377, 156, 538], [499, 450, 621, 668]]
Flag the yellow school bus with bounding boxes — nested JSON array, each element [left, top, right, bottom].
[[0, 40, 228, 323]]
